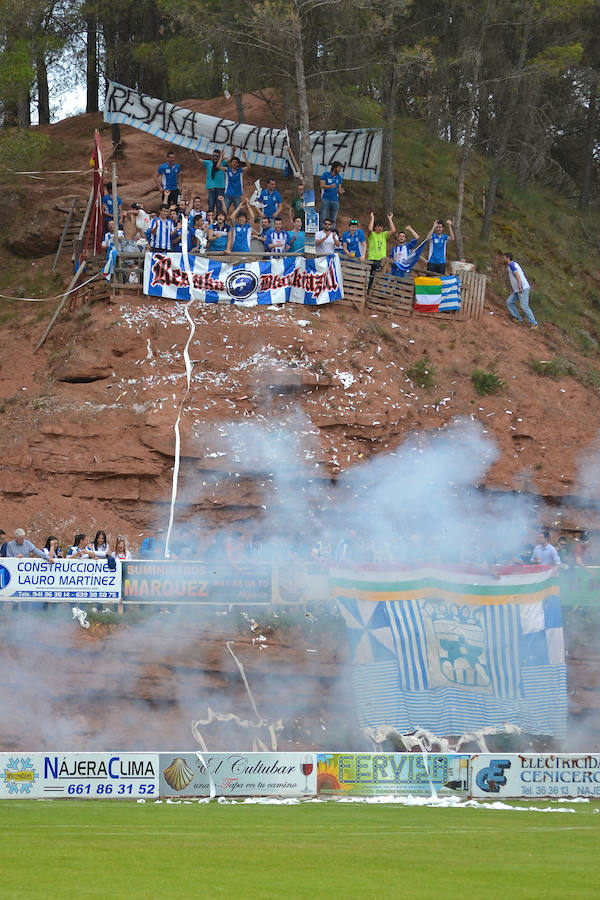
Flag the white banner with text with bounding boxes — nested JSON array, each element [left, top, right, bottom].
[[104, 81, 381, 181]]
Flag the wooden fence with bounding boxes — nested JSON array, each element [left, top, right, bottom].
[[366, 264, 486, 321]]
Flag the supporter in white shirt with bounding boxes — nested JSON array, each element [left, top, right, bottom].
[[315, 218, 340, 255], [67, 533, 99, 559], [531, 530, 560, 565]]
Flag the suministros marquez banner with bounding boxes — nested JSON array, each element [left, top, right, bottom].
[[143, 252, 343, 306], [471, 754, 600, 799], [122, 561, 272, 605], [0, 558, 121, 600], [104, 81, 382, 181], [0, 753, 158, 798], [159, 753, 317, 797], [317, 753, 469, 796]]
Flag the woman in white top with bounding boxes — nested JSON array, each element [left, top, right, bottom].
[[68, 533, 98, 559], [112, 537, 132, 560], [89, 530, 109, 558], [43, 535, 63, 559]]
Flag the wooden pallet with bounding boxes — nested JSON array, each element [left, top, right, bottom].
[[458, 270, 486, 321], [339, 258, 369, 312]]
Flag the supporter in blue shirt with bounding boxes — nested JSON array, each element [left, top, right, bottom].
[[319, 161, 344, 229], [218, 147, 250, 214], [264, 217, 291, 254], [257, 178, 282, 223], [155, 151, 182, 206], [208, 212, 231, 253], [102, 191, 122, 225], [229, 209, 253, 253], [201, 150, 226, 214], [288, 217, 305, 253], [425, 218, 455, 274], [341, 219, 366, 260]]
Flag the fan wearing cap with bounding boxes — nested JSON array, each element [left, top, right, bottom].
[[341, 219, 366, 261]]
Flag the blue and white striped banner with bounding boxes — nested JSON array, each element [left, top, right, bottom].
[[334, 565, 567, 738], [143, 252, 343, 306], [104, 82, 381, 182], [438, 275, 462, 311]]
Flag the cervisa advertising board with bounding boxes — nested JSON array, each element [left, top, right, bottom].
[[0, 753, 158, 798], [0, 558, 121, 600], [471, 754, 600, 798], [159, 752, 317, 797], [316, 753, 469, 796]]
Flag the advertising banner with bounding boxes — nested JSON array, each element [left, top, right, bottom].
[[470, 753, 600, 799], [158, 752, 317, 797], [143, 252, 343, 306], [0, 753, 158, 799], [122, 561, 272, 605], [559, 566, 600, 607], [316, 753, 469, 797], [0, 558, 121, 601], [104, 81, 382, 181]]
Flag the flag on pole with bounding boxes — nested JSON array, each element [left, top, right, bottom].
[[413, 276, 442, 313]]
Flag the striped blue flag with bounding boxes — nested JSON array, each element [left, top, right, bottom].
[[143, 252, 343, 306], [438, 275, 461, 311], [333, 564, 567, 738]]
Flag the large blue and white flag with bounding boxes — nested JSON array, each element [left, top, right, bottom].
[[332, 564, 567, 738], [438, 275, 462, 312], [143, 251, 343, 306]]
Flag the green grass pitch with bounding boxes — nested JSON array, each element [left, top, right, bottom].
[[2, 800, 598, 899]]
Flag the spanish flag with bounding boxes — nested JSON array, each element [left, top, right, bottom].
[[414, 275, 442, 313]]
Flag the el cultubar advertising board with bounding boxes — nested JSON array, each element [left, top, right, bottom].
[[159, 752, 317, 797]]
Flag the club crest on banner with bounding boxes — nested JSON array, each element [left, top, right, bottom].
[[421, 601, 492, 693]]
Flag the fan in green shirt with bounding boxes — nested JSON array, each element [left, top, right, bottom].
[[367, 211, 396, 289]]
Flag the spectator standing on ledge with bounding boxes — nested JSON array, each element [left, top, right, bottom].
[[320, 161, 344, 229], [43, 536, 63, 559], [156, 151, 182, 206], [218, 147, 250, 214], [531, 530, 560, 565], [257, 178, 282, 225], [367, 211, 396, 289], [200, 150, 226, 214], [425, 218, 454, 274], [4, 528, 53, 562], [502, 252, 538, 329]]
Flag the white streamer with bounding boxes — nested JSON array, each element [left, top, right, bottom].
[[164, 215, 196, 558], [0, 270, 103, 303], [226, 641, 261, 721], [195, 751, 217, 799]]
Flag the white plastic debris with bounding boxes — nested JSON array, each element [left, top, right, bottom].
[[72, 606, 90, 629]]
